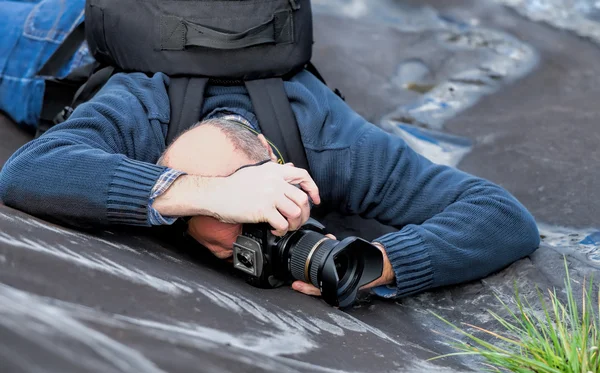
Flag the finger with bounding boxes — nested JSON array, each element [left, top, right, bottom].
[[266, 209, 289, 236], [283, 168, 321, 205], [292, 281, 322, 296], [325, 234, 337, 240], [275, 195, 303, 231], [284, 185, 311, 226]]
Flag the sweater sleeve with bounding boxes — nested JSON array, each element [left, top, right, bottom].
[[293, 73, 541, 298], [0, 72, 171, 227], [348, 126, 540, 297]]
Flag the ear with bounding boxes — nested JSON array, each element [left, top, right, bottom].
[[257, 134, 278, 163]]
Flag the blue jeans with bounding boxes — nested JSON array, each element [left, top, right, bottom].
[[0, 0, 93, 129]]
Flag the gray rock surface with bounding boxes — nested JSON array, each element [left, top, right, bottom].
[[0, 0, 599, 371]]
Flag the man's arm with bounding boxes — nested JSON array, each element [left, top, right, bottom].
[[345, 125, 540, 297], [290, 71, 540, 298], [0, 72, 172, 226], [0, 72, 320, 231]]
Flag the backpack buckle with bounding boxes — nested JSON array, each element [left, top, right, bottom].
[[35, 106, 75, 139], [53, 106, 74, 125]]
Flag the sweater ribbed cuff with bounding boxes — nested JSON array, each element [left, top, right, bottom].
[[372, 226, 434, 299], [107, 158, 167, 226]]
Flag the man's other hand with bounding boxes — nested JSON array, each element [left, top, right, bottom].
[[205, 162, 320, 236], [291, 242, 396, 298]]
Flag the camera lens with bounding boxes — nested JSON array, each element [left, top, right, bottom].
[[335, 252, 349, 280], [286, 231, 383, 308], [289, 231, 337, 288]]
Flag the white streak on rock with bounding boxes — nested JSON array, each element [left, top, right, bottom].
[[0, 212, 87, 240], [0, 233, 191, 295], [308, 317, 345, 336], [328, 313, 368, 333], [0, 284, 165, 373]]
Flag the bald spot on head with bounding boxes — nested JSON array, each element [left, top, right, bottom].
[[160, 124, 252, 177], [158, 119, 272, 260]]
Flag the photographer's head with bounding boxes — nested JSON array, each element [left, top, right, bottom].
[[158, 118, 276, 259]]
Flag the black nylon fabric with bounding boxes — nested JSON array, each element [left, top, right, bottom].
[[37, 22, 89, 136], [83, 0, 314, 172], [245, 78, 309, 171], [38, 23, 87, 78], [167, 77, 209, 145], [85, 0, 313, 80]]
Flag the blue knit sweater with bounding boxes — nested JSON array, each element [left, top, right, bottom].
[[0, 70, 540, 297]]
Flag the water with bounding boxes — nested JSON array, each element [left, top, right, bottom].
[[494, 0, 600, 44], [313, 0, 538, 167], [538, 224, 600, 268], [312, 0, 600, 171]]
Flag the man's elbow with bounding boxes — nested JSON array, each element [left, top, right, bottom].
[[482, 185, 540, 262], [516, 209, 541, 258], [0, 172, 8, 205], [496, 194, 541, 261], [0, 141, 43, 210], [0, 157, 25, 208]]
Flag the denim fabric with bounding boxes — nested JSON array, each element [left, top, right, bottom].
[[0, 0, 93, 129]]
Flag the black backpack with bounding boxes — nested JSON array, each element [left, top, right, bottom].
[[39, 0, 342, 172]]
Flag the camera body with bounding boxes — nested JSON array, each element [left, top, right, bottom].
[[233, 218, 327, 288], [233, 218, 383, 308]]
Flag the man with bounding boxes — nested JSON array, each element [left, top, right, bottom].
[[0, 70, 540, 300], [156, 117, 395, 295]]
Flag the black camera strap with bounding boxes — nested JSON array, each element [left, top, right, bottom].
[[233, 159, 272, 174]]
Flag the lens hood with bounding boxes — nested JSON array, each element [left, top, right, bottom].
[[318, 237, 383, 308]]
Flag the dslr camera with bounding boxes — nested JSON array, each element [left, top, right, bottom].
[[233, 218, 383, 308]]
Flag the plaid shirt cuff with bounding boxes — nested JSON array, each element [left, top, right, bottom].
[[148, 168, 186, 226]]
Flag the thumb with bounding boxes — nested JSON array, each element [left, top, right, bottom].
[[292, 281, 321, 296]]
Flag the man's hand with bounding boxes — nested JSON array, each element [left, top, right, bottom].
[[154, 162, 320, 237], [205, 162, 319, 236], [291, 242, 396, 297]]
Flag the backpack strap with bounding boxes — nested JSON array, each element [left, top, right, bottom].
[[37, 22, 86, 77], [36, 22, 88, 137], [36, 65, 116, 138], [36, 22, 118, 137], [37, 78, 82, 137], [305, 62, 345, 101], [58, 65, 116, 122], [305, 62, 327, 86], [166, 77, 209, 145], [71, 66, 114, 107], [245, 78, 310, 172]]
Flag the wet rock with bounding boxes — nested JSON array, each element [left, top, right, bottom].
[[1, 0, 599, 371]]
